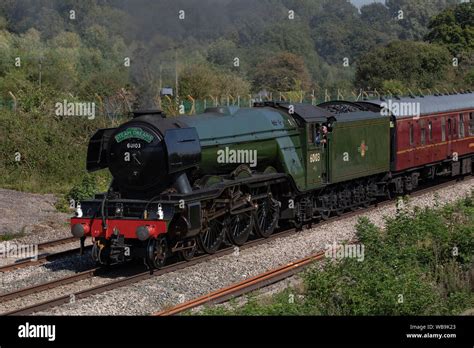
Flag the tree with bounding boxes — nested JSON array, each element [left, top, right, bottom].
[[179, 63, 251, 99], [253, 52, 312, 92], [0, 15, 7, 30], [385, 0, 459, 40], [216, 72, 251, 98], [425, 2, 474, 55], [179, 64, 220, 100], [207, 39, 240, 69], [355, 41, 452, 90], [466, 69, 474, 86]]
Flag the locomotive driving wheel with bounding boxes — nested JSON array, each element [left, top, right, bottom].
[[254, 197, 280, 238], [179, 240, 197, 261], [197, 217, 227, 254], [146, 236, 168, 269], [227, 212, 253, 246]]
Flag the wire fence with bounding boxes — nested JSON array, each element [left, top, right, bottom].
[[159, 89, 384, 116], [2, 87, 467, 118]]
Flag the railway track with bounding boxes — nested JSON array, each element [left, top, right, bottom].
[[37, 236, 77, 250], [0, 267, 100, 303], [0, 243, 90, 273], [155, 249, 328, 315], [2, 177, 469, 315], [1, 228, 299, 315]]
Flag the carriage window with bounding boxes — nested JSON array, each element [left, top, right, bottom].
[[470, 112, 474, 136], [428, 121, 433, 141], [448, 118, 452, 136], [453, 118, 457, 137], [441, 118, 446, 141], [459, 114, 465, 138], [420, 121, 426, 145], [409, 124, 414, 145]]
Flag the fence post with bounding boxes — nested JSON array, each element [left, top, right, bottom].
[[187, 95, 195, 115], [8, 91, 17, 111], [119, 88, 132, 113], [325, 89, 330, 102], [95, 94, 103, 117]]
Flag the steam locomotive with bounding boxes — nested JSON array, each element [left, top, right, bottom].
[[71, 92, 474, 268]]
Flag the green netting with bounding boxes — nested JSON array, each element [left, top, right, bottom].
[[0, 98, 14, 110]]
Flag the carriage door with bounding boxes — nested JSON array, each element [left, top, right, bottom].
[[305, 123, 325, 189], [447, 117, 453, 159]]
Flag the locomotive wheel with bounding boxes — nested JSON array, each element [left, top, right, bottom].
[[227, 212, 253, 246], [146, 236, 167, 269], [320, 209, 331, 221], [179, 245, 197, 261], [254, 198, 279, 238], [91, 242, 99, 262], [198, 218, 226, 254]]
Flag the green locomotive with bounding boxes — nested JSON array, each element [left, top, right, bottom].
[[72, 101, 392, 268]]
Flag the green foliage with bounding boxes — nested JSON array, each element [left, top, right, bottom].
[[0, 0, 471, 196], [179, 63, 250, 99], [385, 0, 460, 41], [466, 68, 474, 85], [196, 195, 474, 316], [382, 79, 407, 92], [67, 174, 97, 202], [425, 2, 474, 55], [0, 231, 25, 241], [0, 102, 113, 194], [253, 52, 312, 92], [355, 41, 453, 90]]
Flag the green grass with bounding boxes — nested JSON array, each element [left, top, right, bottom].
[[0, 230, 26, 241], [197, 192, 474, 316]]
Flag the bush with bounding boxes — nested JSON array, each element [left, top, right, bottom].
[[67, 174, 98, 202]]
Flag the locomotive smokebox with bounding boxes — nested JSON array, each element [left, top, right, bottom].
[[86, 110, 201, 196]]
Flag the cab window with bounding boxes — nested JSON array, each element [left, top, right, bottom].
[[307, 124, 314, 144], [308, 123, 323, 146]]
